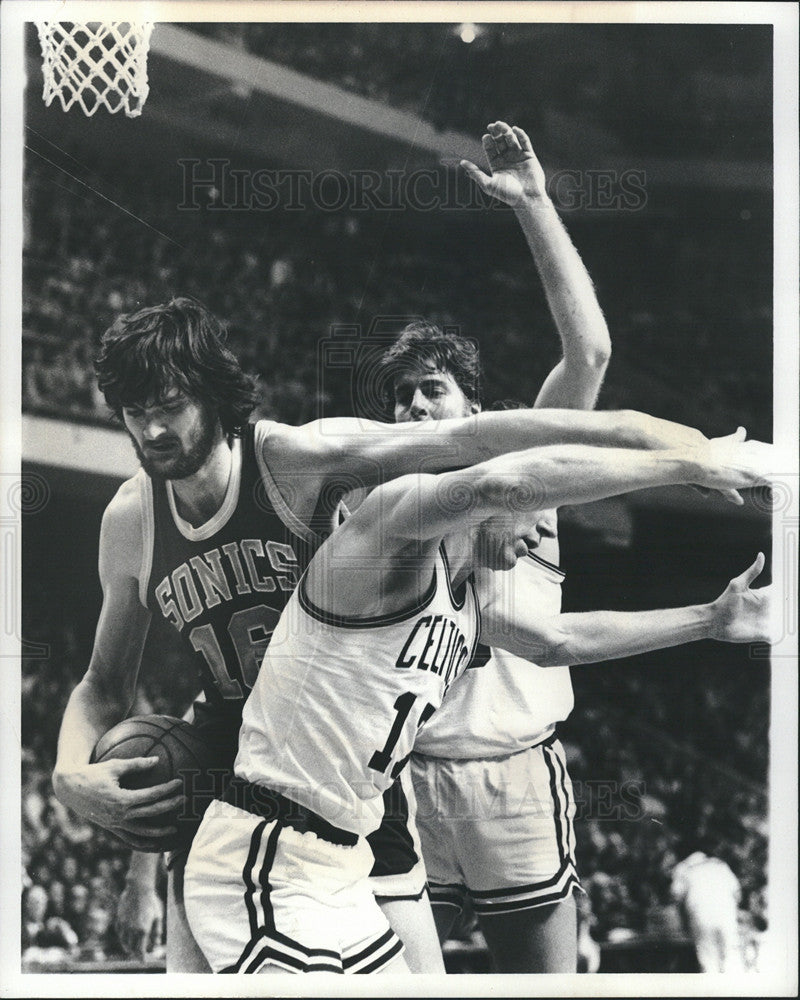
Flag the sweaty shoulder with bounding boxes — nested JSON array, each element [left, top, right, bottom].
[[99, 472, 146, 582]]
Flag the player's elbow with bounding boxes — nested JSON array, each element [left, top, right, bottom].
[[535, 627, 575, 667], [51, 767, 68, 802], [589, 339, 611, 371], [80, 666, 138, 730], [95, 667, 137, 712], [568, 337, 611, 373], [485, 613, 570, 667], [474, 466, 538, 517], [521, 616, 581, 667]]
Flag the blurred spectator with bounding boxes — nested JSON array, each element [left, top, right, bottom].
[[22, 149, 771, 439], [671, 849, 745, 972], [22, 885, 49, 950], [576, 892, 602, 973], [77, 904, 119, 962], [59, 854, 80, 886], [65, 884, 91, 940], [22, 884, 79, 957], [46, 881, 67, 921]]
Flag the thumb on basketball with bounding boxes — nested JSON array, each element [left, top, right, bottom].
[[112, 756, 160, 774]]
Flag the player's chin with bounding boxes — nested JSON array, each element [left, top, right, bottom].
[[140, 454, 177, 477]]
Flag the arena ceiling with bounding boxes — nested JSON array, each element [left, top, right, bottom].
[[25, 23, 770, 191]]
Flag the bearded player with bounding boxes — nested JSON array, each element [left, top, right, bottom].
[[52, 295, 726, 970]]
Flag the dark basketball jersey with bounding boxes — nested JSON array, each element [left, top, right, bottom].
[[133, 422, 426, 877], [138, 422, 329, 762]]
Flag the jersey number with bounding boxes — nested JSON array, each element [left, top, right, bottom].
[[369, 692, 435, 780], [189, 605, 280, 699]]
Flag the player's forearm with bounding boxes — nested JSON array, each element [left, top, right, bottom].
[[542, 605, 716, 667], [432, 410, 701, 477], [53, 674, 132, 787], [515, 195, 611, 375], [464, 408, 708, 459], [308, 409, 706, 491], [487, 603, 717, 666], [475, 444, 697, 515]]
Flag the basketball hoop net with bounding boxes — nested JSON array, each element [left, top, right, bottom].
[[36, 21, 154, 118]]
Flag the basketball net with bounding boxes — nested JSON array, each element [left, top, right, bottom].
[[36, 21, 154, 118]]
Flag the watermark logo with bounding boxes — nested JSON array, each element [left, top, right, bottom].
[[178, 160, 648, 213], [2, 472, 51, 658]]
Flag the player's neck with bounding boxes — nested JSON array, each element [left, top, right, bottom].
[[170, 436, 234, 526]]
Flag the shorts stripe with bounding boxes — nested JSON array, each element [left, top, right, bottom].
[[226, 932, 345, 974], [343, 928, 404, 974], [227, 822, 334, 974], [542, 744, 568, 866], [257, 822, 282, 934], [246, 942, 306, 974], [246, 938, 344, 974], [242, 820, 268, 939], [469, 861, 581, 915], [554, 745, 575, 861], [428, 883, 467, 909], [544, 740, 577, 866]]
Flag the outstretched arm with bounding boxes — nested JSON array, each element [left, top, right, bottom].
[[264, 407, 725, 530], [462, 121, 611, 410], [479, 554, 773, 664], [312, 434, 773, 619], [379, 432, 775, 544]]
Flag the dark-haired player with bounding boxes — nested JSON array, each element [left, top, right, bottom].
[[53, 296, 732, 970], [372, 121, 763, 974], [373, 119, 611, 972], [181, 409, 774, 974]]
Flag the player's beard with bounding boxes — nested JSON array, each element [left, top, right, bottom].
[[129, 405, 221, 481]]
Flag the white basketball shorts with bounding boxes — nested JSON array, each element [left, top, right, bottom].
[[183, 790, 404, 974], [410, 733, 581, 917]]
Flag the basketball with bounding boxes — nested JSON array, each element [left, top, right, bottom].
[[15, 9, 787, 978], [91, 714, 221, 852]]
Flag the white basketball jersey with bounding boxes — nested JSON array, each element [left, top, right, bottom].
[[414, 536, 574, 759], [236, 545, 479, 837]]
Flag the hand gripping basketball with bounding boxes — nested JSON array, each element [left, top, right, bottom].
[[91, 714, 221, 852]]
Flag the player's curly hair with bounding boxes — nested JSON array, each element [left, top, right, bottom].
[[376, 320, 483, 407], [95, 297, 259, 436]]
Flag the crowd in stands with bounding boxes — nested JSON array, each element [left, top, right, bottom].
[[23, 151, 771, 441], [21, 95, 772, 969], [21, 581, 770, 969], [562, 662, 769, 955], [20, 604, 195, 969], [21, 619, 145, 968]]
